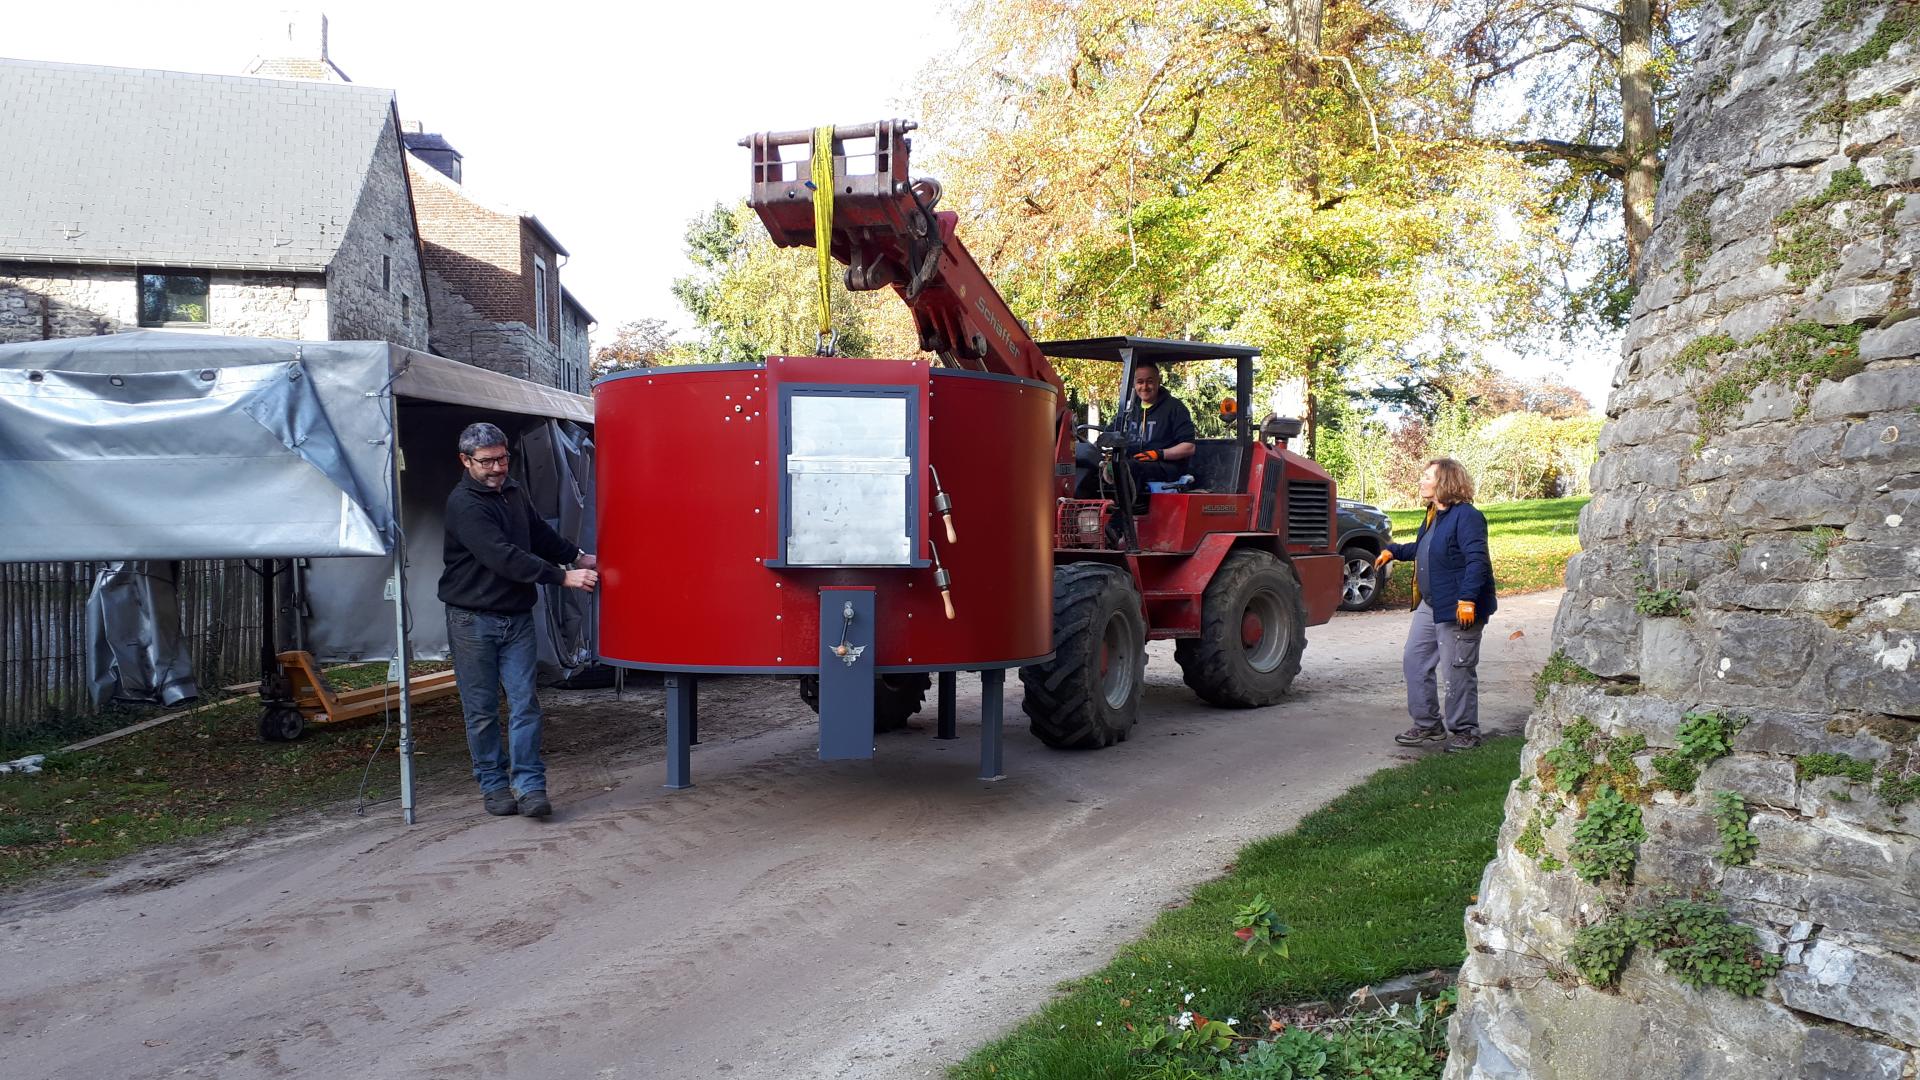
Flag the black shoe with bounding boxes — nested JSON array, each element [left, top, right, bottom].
[[1445, 732, 1484, 753], [483, 788, 519, 816], [518, 789, 552, 818], [1394, 726, 1446, 747]]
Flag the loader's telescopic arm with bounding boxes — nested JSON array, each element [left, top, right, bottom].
[[741, 119, 1068, 401]]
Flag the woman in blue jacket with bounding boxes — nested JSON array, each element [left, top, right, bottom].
[[1374, 458, 1497, 751]]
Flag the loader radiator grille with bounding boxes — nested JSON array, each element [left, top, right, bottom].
[[1285, 480, 1331, 548]]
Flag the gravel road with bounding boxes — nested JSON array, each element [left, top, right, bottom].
[[0, 591, 1558, 1079]]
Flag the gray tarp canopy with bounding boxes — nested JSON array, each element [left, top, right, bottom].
[[0, 332, 595, 822]]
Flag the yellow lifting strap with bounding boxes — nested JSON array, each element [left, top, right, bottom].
[[811, 125, 836, 354]]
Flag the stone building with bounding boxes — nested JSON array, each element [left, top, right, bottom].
[[404, 133, 594, 391], [0, 57, 427, 350], [1448, 2, 1920, 1077]]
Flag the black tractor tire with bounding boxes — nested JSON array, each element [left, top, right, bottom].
[[1174, 549, 1307, 708], [797, 673, 931, 733], [1338, 544, 1388, 612], [1020, 563, 1146, 749]]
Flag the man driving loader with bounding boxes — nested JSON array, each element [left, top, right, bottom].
[[1077, 360, 1197, 498]]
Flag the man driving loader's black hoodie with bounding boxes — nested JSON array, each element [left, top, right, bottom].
[[438, 474, 579, 614]]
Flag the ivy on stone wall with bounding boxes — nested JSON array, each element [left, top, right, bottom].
[[1678, 321, 1865, 444], [1651, 709, 1743, 791], [1769, 166, 1873, 285], [1570, 784, 1647, 883], [1568, 897, 1783, 995], [1711, 791, 1758, 865]]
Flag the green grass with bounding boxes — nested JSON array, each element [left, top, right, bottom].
[[1379, 497, 1586, 606], [0, 663, 458, 889], [950, 736, 1523, 1079]]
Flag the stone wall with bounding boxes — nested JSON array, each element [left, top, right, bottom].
[[561, 299, 590, 394], [0, 264, 327, 344], [407, 156, 581, 389], [1448, 2, 1920, 1077], [327, 111, 429, 350]]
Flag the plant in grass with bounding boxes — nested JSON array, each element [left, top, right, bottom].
[[1224, 1026, 1331, 1078], [1534, 651, 1600, 704], [1224, 991, 1454, 1080], [1570, 784, 1646, 884], [1711, 791, 1758, 865], [1232, 893, 1292, 965], [1568, 898, 1781, 995], [1136, 1013, 1240, 1063]]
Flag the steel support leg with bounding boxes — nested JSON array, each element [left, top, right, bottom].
[[665, 674, 693, 790], [688, 675, 700, 745], [935, 670, 958, 740], [979, 668, 1005, 781]]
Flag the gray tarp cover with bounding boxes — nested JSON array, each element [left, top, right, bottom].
[[0, 333, 594, 667]]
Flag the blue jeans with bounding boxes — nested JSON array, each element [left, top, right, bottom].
[[446, 606, 545, 797]]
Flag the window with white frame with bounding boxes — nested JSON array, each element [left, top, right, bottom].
[[533, 255, 550, 339]]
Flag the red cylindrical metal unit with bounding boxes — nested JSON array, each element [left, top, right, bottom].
[[595, 357, 1055, 673]]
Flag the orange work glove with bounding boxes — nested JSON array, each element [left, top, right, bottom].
[[1456, 600, 1477, 629], [1132, 449, 1163, 462], [1373, 550, 1394, 570]]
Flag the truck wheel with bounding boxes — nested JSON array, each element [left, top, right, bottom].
[[797, 673, 930, 733], [1021, 563, 1145, 749], [1175, 550, 1306, 707], [1339, 544, 1387, 611]]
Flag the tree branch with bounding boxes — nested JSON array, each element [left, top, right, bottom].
[[1567, 2, 1623, 23], [1493, 137, 1629, 175]]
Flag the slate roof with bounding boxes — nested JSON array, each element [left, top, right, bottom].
[[0, 58, 399, 273]]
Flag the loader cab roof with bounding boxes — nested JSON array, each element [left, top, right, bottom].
[[1036, 336, 1261, 365]]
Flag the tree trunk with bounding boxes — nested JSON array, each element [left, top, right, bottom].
[[1620, 0, 1657, 282]]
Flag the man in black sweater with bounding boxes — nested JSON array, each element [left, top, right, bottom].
[[439, 422, 597, 819]]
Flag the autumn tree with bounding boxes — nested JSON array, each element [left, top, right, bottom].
[[914, 0, 1563, 449], [1434, 0, 1699, 324], [671, 202, 924, 364], [592, 317, 682, 376]]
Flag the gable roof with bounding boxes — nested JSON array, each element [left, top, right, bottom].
[[0, 58, 399, 273]]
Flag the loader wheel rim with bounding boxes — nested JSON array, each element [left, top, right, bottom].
[[1242, 590, 1286, 673], [1100, 611, 1135, 709]]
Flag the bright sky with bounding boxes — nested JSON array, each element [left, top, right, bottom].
[[5, 1, 1617, 410]]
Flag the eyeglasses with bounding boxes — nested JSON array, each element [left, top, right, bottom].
[[466, 452, 511, 469]]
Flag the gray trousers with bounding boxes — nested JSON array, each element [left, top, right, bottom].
[[1404, 602, 1482, 734]]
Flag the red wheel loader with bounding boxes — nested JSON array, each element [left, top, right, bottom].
[[594, 120, 1341, 786]]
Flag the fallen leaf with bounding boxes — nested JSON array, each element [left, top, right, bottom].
[[1119, 998, 1132, 1008], [1233, 927, 1254, 942], [1269, 1019, 1286, 1032], [1509, 629, 1525, 640]]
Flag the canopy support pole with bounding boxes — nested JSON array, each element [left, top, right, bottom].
[[387, 394, 417, 825], [393, 541, 416, 825]]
